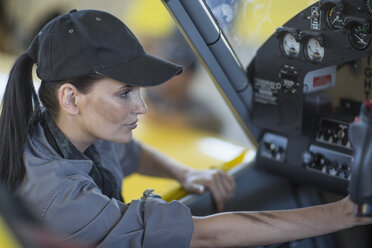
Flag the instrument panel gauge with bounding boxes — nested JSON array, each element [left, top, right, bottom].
[[326, 5, 344, 30], [349, 24, 370, 50], [280, 33, 300, 57], [305, 38, 325, 62]]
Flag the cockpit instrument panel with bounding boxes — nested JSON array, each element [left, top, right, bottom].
[[162, 0, 372, 194], [248, 0, 372, 193]]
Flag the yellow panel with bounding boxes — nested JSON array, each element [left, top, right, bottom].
[[122, 116, 249, 203], [123, 0, 174, 37], [0, 216, 20, 248], [235, 0, 318, 44]]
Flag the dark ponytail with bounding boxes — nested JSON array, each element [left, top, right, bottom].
[[0, 53, 39, 190], [0, 53, 104, 190]]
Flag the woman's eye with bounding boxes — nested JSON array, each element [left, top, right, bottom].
[[120, 90, 131, 98]]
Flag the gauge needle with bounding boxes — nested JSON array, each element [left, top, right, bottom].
[[308, 46, 321, 59], [332, 15, 339, 25], [354, 33, 367, 45], [308, 46, 315, 53]]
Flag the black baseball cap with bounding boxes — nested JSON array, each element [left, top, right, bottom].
[[27, 9, 184, 86]]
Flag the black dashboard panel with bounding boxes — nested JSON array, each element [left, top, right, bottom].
[[248, 0, 372, 193], [163, 0, 372, 194], [249, 0, 372, 134]]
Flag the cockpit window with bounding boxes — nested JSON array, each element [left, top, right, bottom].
[[205, 0, 318, 65]]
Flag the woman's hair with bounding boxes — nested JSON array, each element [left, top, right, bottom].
[[0, 53, 104, 190]]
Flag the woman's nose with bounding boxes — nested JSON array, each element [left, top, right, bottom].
[[134, 95, 147, 115]]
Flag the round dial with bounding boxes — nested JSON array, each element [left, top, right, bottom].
[[305, 38, 325, 62], [365, 0, 372, 16], [349, 24, 370, 50], [326, 5, 344, 30], [281, 33, 300, 57]]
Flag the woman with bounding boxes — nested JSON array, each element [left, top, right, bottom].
[[0, 9, 370, 248]]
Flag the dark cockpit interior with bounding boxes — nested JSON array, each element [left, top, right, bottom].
[[163, 0, 372, 246]]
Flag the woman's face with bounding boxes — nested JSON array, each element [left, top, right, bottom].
[[77, 77, 147, 143]]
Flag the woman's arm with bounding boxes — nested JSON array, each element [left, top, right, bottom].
[[191, 197, 372, 248], [136, 143, 235, 211]]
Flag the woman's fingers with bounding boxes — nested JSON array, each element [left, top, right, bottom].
[[208, 170, 235, 212], [182, 169, 236, 212]]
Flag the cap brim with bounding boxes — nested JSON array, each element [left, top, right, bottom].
[[96, 53, 184, 87]]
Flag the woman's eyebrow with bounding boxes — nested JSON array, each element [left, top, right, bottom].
[[118, 85, 134, 90]]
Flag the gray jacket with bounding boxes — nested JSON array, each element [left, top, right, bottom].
[[17, 120, 193, 247]]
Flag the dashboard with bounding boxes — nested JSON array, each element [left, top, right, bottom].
[[162, 0, 372, 194], [248, 0, 372, 193]]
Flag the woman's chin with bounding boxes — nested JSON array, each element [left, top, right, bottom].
[[98, 129, 133, 143], [109, 133, 133, 143]]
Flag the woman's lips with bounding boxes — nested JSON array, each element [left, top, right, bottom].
[[125, 121, 138, 129]]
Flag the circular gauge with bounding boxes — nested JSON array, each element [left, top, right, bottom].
[[349, 24, 370, 50], [305, 38, 325, 62], [365, 0, 372, 16], [326, 5, 344, 30], [281, 33, 300, 57]]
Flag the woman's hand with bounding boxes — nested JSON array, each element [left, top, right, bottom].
[[181, 169, 236, 212], [136, 144, 235, 212]]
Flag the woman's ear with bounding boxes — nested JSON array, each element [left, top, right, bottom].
[[58, 84, 80, 115]]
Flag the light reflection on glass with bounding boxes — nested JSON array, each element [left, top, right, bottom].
[[205, 0, 318, 66], [198, 137, 247, 162]]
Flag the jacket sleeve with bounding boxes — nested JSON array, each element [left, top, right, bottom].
[[43, 175, 193, 248]]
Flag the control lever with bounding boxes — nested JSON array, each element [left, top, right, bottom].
[[348, 99, 372, 217]]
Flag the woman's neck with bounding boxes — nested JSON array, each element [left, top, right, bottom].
[[54, 114, 96, 153]]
